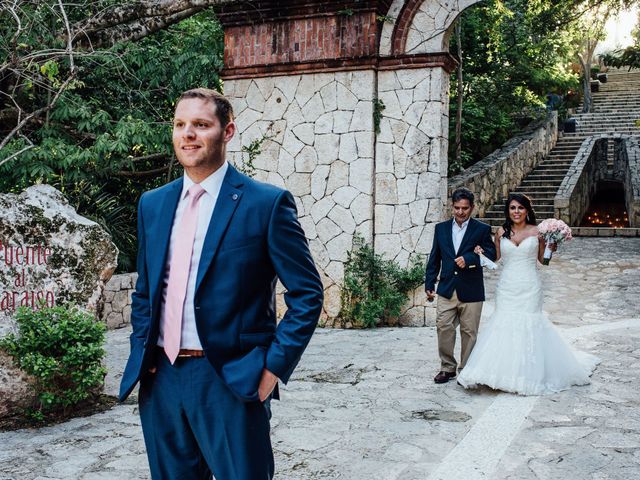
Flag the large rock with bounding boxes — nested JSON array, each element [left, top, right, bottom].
[[0, 185, 118, 417]]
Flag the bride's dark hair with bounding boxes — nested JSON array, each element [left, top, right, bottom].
[[502, 193, 537, 239]]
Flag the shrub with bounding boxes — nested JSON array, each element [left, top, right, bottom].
[[339, 236, 425, 328], [0, 305, 106, 415]]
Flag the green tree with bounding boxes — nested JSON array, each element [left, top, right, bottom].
[[1, 3, 226, 271], [450, 0, 635, 173]]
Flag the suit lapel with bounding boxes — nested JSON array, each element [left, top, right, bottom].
[[445, 218, 455, 255], [148, 179, 183, 302], [195, 166, 244, 293], [457, 218, 477, 254]]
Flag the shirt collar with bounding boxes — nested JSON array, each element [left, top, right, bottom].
[[181, 161, 229, 200], [452, 217, 470, 230]]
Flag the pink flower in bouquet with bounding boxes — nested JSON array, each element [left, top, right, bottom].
[[537, 218, 573, 244], [537, 218, 572, 265]]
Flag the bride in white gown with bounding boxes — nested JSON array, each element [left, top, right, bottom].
[[457, 193, 599, 395]]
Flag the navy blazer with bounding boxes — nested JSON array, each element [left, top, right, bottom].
[[119, 165, 324, 403], [425, 218, 496, 303]]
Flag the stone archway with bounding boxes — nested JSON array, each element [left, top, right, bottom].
[[217, 1, 482, 325]]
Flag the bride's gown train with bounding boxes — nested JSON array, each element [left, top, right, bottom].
[[457, 235, 599, 395]]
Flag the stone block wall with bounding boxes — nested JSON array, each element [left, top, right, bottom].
[[623, 137, 640, 227], [557, 134, 640, 228], [216, 0, 485, 328], [225, 72, 376, 322], [100, 272, 137, 329], [555, 136, 608, 225], [448, 112, 558, 216]]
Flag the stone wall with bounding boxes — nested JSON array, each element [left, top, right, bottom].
[[225, 72, 375, 322], [100, 272, 137, 329], [555, 135, 610, 225], [216, 0, 485, 328], [448, 112, 558, 216], [622, 137, 640, 228]]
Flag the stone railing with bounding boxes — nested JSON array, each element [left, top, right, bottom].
[[555, 134, 640, 226], [448, 112, 558, 216], [100, 272, 137, 329]]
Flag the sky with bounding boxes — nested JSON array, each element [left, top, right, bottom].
[[595, 5, 639, 55]]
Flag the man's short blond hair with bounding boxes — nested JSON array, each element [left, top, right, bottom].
[[176, 88, 234, 126]]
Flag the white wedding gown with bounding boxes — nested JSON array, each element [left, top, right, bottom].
[[457, 235, 599, 395]]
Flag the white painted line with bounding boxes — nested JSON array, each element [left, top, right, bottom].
[[427, 395, 538, 480], [426, 318, 639, 480], [563, 317, 639, 340]]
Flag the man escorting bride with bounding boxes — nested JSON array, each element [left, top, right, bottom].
[[427, 190, 599, 395]]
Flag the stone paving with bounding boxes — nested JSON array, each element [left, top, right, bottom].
[[1, 237, 639, 479]]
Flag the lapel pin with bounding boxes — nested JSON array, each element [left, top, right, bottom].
[[232, 193, 238, 201]]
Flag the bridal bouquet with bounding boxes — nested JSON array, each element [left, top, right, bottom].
[[537, 218, 573, 265]]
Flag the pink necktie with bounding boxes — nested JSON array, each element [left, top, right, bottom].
[[163, 183, 206, 363]]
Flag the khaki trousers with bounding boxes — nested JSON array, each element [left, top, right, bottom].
[[436, 290, 483, 373]]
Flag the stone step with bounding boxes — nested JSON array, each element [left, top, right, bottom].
[[591, 103, 640, 107], [547, 151, 578, 156], [509, 191, 557, 199], [592, 99, 640, 103], [593, 96, 640, 100], [572, 113, 640, 118], [525, 177, 566, 183], [483, 209, 554, 220], [541, 166, 573, 170], [571, 117, 639, 122], [520, 181, 564, 188], [548, 151, 580, 156], [516, 186, 560, 193], [595, 90, 640, 95], [535, 170, 570, 175], [572, 117, 639, 122], [566, 130, 637, 135]]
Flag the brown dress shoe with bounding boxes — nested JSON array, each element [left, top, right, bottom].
[[434, 371, 457, 384]]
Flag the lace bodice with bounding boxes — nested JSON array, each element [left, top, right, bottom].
[[496, 235, 541, 313]]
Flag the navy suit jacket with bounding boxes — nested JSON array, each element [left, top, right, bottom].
[[425, 218, 496, 303], [119, 165, 324, 403]]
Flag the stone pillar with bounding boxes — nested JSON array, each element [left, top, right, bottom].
[[217, 0, 481, 325]]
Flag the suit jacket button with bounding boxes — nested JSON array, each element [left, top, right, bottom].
[[232, 193, 238, 200], [454, 272, 458, 275]]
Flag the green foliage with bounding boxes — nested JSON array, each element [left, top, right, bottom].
[[240, 136, 269, 178], [376, 15, 395, 24], [373, 98, 386, 134], [0, 305, 106, 415], [449, 0, 581, 175], [337, 8, 354, 16], [601, 46, 640, 70], [339, 236, 425, 328], [1, 9, 225, 272]]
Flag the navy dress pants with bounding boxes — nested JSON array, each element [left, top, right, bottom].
[[138, 352, 274, 480]]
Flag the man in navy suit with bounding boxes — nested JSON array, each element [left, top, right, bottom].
[[119, 88, 324, 479], [425, 188, 496, 384]]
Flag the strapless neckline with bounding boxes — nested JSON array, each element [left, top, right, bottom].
[[501, 235, 538, 248]]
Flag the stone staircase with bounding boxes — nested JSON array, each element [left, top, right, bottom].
[[480, 69, 640, 227]]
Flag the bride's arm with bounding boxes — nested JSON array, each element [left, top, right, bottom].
[[537, 236, 545, 263], [493, 227, 503, 262]]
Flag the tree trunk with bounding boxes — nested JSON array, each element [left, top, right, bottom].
[[578, 53, 592, 114], [74, 0, 236, 48], [455, 19, 463, 166]]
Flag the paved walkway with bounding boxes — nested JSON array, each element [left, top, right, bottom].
[[1, 238, 639, 479]]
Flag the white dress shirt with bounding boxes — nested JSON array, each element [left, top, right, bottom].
[[157, 162, 229, 350], [452, 218, 470, 254]]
